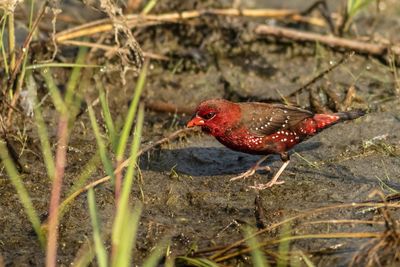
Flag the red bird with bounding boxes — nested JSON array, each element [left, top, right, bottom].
[[187, 99, 365, 190]]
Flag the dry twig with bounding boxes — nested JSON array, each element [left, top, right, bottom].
[[54, 127, 198, 219], [255, 24, 400, 59], [285, 53, 352, 98]]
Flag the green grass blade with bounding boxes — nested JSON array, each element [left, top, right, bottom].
[[277, 223, 291, 267], [141, 0, 158, 14], [65, 46, 88, 106], [58, 153, 100, 221], [97, 80, 117, 150], [244, 227, 269, 267], [8, 11, 15, 71], [19, 0, 35, 80], [67, 151, 101, 196], [347, 0, 375, 17], [27, 0, 35, 28], [113, 203, 142, 267], [347, 0, 356, 14], [88, 189, 108, 267], [41, 68, 67, 114], [142, 240, 167, 267], [0, 14, 9, 75], [0, 141, 45, 247], [112, 104, 144, 256], [87, 104, 115, 180], [164, 244, 174, 267], [115, 60, 148, 161], [298, 251, 315, 267], [71, 240, 96, 267], [345, 0, 376, 32], [26, 73, 55, 181], [120, 104, 144, 212]]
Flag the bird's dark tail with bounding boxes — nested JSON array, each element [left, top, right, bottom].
[[311, 110, 365, 132], [335, 110, 366, 121]]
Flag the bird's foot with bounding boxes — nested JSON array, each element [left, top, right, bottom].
[[248, 160, 290, 190], [230, 166, 271, 181], [249, 180, 285, 190]]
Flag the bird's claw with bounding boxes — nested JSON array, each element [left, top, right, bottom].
[[248, 180, 285, 190], [230, 166, 271, 181], [230, 169, 255, 181]]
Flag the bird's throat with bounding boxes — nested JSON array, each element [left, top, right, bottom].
[[201, 126, 212, 134], [201, 124, 226, 137]]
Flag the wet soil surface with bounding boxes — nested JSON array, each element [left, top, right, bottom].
[[1, 0, 400, 266]]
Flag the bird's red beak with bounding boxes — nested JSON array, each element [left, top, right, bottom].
[[187, 115, 205, 128]]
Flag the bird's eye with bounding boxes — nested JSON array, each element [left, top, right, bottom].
[[202, 112, 216, 120]]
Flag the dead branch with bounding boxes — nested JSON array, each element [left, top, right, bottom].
[[255, 24, 400, 58]]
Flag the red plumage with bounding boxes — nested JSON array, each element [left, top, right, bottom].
[[187, 99, 365, 190]]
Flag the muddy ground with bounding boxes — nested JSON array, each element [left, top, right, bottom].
[[1, 0, 400, 266]]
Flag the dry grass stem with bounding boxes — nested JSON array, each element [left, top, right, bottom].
[[59, 39, 169, 60], [46, 116, 70, 267], [54, 8, 326, 43], [209, 202, 400, 261]]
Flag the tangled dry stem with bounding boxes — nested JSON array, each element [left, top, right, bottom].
[[99, 0, 144, 82], [350, 192, 400, 266]]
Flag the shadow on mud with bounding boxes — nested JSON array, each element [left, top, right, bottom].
[[140, 141, 323, 176], [140, 141, 400, 191]]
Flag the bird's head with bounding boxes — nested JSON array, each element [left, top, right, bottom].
[[187, 99, 241, 136]]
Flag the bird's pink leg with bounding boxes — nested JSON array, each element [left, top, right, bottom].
[[249, 160, 290, 190], [230, 156, 270, 181]]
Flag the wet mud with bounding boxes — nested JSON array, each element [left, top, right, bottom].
[[1, 0, 400, 266]]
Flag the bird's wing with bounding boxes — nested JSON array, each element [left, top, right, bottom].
[[240, 103, 314, 136]]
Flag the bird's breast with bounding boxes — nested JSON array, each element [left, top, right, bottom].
[[215, 126, 308, 155], [216, 128, 276, 155]]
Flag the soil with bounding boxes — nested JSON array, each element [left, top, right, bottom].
[[1, 0, 400, 266]]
